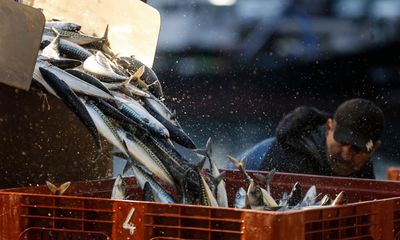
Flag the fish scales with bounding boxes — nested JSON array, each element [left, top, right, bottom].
[[84, 101, 128, 155], [42, 35, 92, 61]]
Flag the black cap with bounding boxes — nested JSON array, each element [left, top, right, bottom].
[[333, 98, 384, 152]]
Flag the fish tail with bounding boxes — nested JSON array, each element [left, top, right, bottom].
[[58, 181, 71, 195], [227, 155, 242, 169], [46, 181, 58, 194], [101, 24, 109, 44], [133, 65, 145, 80], [123, 74, 135, 86]]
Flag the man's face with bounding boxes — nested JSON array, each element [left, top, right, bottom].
[[325, 119, 374, 176]]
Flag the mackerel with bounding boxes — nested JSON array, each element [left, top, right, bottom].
[[331, 191, 347, 206], [43, 25, 105, 45], [66, 69, 113, 96], [118, 130, 176, 190], [144, 96, 196, 149], [33, 63, 58, 97], [287, 182, 302, 207], [41, 33, 62, 59], [83, 100, 128, 156], [199, 172, 219, 207], [196, 157, 218, 207], [45, 21, 81, 31], [142, 181, 155, 202], [117, 56, 164, 98], [92, 99, 136, 126], [37, 61, 114, 100], [111, 175, 126, 200], [128, 161, 175, 203], [41, 35, 92, 61], [39, 67, 101, 154], [47, 59, 82, 69], [227, 155, 278, 209], [83, 51, 128, 81], [254, 168, 276, 195], [114, 94, 169, 138], [234, 187, 246, 209], [141, 134, 191, 169], [194, 138, 228, 207], [298, 185, 317, 208]]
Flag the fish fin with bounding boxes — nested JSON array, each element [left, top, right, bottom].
[[166, 138, 175, 147], [133, 65, 145, 80], [58, 181, 71, 195], [266, 168, 277, 187], [254, 173, 265, 183], [227, 155, 241, 169], [101, 24, 109, 44], [192, 148, 207, 157], [51, 27, 61, 35], [208, 171, 226, 185], [242, 158, 248, 170], [261, 187, 278, 207], [42, 30, 61, 59], [196, 156, 207, 170], [46, 181, 58, 195], [95, 51, 112, 69], [206, 137, 213, 157], [122, 75, 135, 86], [132, 66, 149, 89], [171, 110, 177, 121], [111, 149, 126, 159], [142, 181, 155, 202], [122, 158, 133, 175], [331, 191, 348, 206]]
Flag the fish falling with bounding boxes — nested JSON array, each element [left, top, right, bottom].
[[36, 20, 348, 211]]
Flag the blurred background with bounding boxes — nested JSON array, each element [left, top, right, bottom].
[[145, 0, 400, 179]]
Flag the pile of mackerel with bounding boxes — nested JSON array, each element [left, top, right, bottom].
[[35, 20, 347, 211]]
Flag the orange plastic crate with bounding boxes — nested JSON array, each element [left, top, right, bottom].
[[1, 170, 400, 240], [387, 167, 400, 181]]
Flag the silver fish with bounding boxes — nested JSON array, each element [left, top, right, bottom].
[[331, 191, 348, 206], [45, 21, 81, 31], [287, 182, 302, 207], [111, 175, 126, 200], [114, 93, 169, 138], [129, 161, 175, 204], [37, 61, 114, 100], [279, 192, 289, 207], [199, 172, 219, 207], [39, 67, 102, 154], [118, 129, 176, 190], [33, 63, 59, 97], [194, 138, 228, 208], [227, 155, 277, 209], [41, 32, 62, 59], [83, 51, 129, 81], [234, 187, 246, 209], [83, 100, 128, 156], [318, 194, 332, 206], [144, 96, 196, 149], [41, 34, 92, 61], [43, 25, 106, 45], [299, 185, 317, 207]]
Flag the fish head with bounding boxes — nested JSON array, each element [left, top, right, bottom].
[[159, 128, 170, 138], [115, 175, 127, 192], [246, 181, 263, 206]]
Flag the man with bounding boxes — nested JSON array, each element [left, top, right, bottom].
[[240, 98, 384, 179]]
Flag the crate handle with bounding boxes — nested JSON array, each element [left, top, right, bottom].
[[123, 207, 136, 235]]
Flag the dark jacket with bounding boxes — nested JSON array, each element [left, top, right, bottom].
[[241, 106, 375, 179]]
